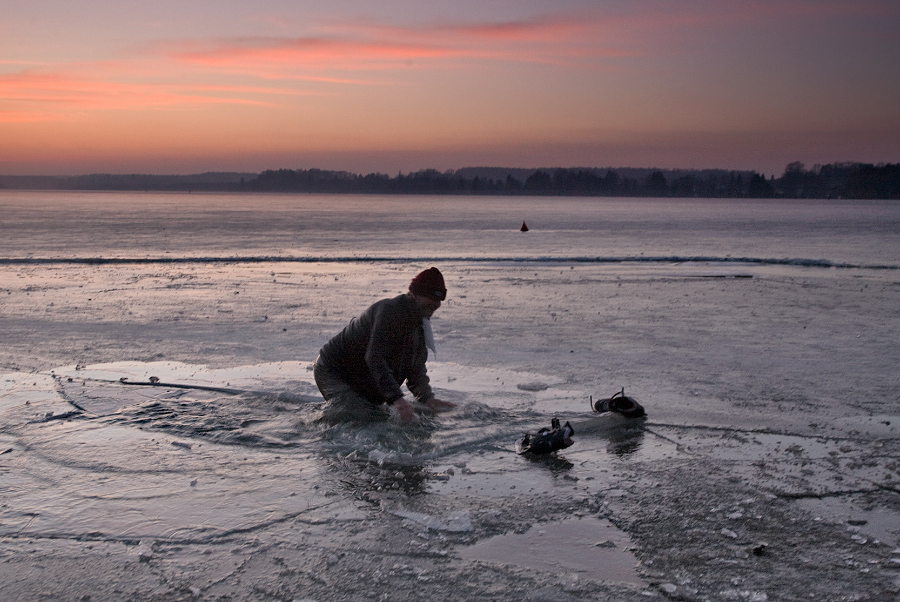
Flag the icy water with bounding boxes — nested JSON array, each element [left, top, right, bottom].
[[1, 191, 899, 601]]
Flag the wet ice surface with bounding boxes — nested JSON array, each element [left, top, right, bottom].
[[460, 517, 643, 583], [1, 361, 641, 541], [1, 359, 660, 599], [1, 192, 900, 601]]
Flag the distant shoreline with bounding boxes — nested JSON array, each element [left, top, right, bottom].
[[1, 162, 898, 199]]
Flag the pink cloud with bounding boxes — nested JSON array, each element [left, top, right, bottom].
[[4, 3, 896, 127], [158, 11, 648, 75], [1, 12, 639, 124], [347, 13, 604, 44], [165, 1, 898, 76], [0, 110, 55, 124], [0, 69, 321, 121], [168, 37, 460, 68]]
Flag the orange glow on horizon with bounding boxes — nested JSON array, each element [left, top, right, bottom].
[[1, 2, 898, 175]]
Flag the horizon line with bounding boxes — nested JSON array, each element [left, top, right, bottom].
[[4, 161, 892, 179]]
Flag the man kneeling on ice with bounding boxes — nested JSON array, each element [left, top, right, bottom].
[[314, 267, 456, 424]]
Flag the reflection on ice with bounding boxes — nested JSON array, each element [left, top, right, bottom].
[[606, 429, 646, 456], [460, 517, 643, 584]]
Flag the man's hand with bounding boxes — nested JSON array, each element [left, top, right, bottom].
[[394, 397, 417, 423], [425, 397, 456, 413]]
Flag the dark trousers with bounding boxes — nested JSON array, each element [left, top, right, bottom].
[[313, 358, 390, 425]]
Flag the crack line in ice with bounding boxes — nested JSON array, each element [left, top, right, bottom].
[[0, 498, 352, 547], [776, 488, 896, 500], [0, 255, 896, 269], [645, 422, 869, 442]]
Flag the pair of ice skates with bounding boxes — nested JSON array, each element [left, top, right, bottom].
[[517, 388, 645, 455]]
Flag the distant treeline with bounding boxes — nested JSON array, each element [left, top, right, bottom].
[[244, 162, 900, 199], [247, 167, 766, 197], [0, 172, 255, 192], [2, 162, 898, 198]]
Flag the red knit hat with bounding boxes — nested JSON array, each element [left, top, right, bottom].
[[409, 267, 447, 300]]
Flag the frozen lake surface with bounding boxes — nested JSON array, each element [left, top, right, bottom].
[[2, 191, 899, 266], [1, 191, 899, 601]]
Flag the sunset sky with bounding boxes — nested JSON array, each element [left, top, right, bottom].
[[2, 0, 899, 176]]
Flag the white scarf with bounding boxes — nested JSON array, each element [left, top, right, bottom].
[[422, 318, 436, 358]]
